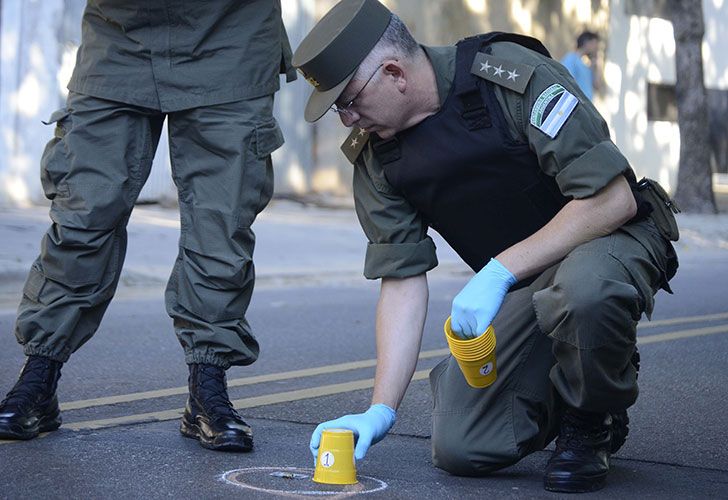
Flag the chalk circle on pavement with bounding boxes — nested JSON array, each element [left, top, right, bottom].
[[221, 467, 388, 496]]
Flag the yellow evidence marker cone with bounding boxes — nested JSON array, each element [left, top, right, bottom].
[[444, 316, 498, 388], [312, 428, 358, 485]]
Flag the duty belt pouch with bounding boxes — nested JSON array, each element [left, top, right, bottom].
[[637, 178, 680, 241]]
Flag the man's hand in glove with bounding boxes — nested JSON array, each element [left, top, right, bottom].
[[309, 404, 396, 462], [450, 258, 517, 339]]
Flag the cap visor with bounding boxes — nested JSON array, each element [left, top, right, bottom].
[[304, 72, 356, 122]]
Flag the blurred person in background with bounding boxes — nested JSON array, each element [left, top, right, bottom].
[[0, 0, 296, 453], [561, 31, 602, 100]]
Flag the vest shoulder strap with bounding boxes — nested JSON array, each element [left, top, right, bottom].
[[459, 32, 551, 58], [341, 127, 370, 164]]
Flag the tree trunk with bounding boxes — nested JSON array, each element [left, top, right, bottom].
[[669, 0, 717, 213]]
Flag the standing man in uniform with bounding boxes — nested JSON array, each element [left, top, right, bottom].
[[293, 0, 678, 493], [0, 0, 296, 452]]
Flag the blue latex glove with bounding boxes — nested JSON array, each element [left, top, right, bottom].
[[310, 404, 396, 463], [450, 258, 517, 339]]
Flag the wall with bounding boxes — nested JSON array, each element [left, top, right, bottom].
[[0, 0, 67, 206], [0, 0, 316, 207], [1, 0, 725, 206], [602, 0, 728, 192]]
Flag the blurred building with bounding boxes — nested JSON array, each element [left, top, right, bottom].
[[1, 0, 726, 207], [604, 0, 728, 194]]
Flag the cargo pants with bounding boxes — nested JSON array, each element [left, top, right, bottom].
[[15, 91, 283, 368], [430, 218, 677, 475]]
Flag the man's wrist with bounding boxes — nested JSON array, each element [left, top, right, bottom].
[[368, 403, 397, 424], [487, 258, 517, 287]]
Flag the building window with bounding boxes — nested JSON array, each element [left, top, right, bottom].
[[647, 82, 678, 122]]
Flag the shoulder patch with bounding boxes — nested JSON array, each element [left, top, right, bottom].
[[470, 52, 535, 94], [529, 84, 579, 138], [341, 127, 370, 163]]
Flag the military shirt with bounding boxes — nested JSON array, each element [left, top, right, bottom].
[[351, 41, 632, 279], [68, 0, 297, 112]]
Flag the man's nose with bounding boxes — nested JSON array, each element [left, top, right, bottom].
[[340, 110, 359, 127]]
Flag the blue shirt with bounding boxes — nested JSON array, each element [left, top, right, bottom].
[[560, 52, 593, 100]]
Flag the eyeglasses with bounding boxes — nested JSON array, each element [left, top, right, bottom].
[[330, 63, 384, 117]]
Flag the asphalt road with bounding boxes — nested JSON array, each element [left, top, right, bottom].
[[1, 252, 727, 499]]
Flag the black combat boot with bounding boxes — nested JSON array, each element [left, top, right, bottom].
[[180, 363, 253, 452], [544, 347, 640, 492], [543, 408, 617, 493], [0, 356, 63, 440]]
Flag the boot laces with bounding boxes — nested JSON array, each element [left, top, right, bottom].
[[556, 410, 609, 453], [1, 358, 57, 408], [197, 366, 238, 418]]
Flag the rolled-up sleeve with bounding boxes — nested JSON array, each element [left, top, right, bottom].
[[553, 140, 632, 198], [353, 146, 438, 279], [364, 239, 437, 279]]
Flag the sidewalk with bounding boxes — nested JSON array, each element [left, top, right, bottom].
[[0, 200, 469, 302], [1, 199, 727, 298]]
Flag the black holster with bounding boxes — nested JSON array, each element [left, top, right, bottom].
[[635, 178, 681, 241]]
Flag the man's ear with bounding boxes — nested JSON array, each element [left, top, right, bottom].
[[382, 59, 406, 92]]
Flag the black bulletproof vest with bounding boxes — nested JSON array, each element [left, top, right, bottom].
[[372, 32, 570, 274]]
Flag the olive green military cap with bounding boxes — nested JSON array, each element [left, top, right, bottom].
[[292, 0, 392, 122]]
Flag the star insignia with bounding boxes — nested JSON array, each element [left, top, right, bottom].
[[350, 137, 359, 148], [471, 52, 535, 94], [358, 128, 367, 136]]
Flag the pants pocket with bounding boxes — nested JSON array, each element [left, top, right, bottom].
[[250, 118, 284, 159], [40, 108, 72, 200], [22, 263, 47, 303], [237, 119, 282, 228]]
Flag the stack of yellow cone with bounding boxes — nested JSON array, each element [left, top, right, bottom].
[[444, 316, 498, 388]]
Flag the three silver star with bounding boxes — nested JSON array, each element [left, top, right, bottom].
[[507, 69, 519, 81], [350, 137, 359, 148], [493, 65, 505, 77], [358, 128, 367, 136], [480, 60, 492, 73]]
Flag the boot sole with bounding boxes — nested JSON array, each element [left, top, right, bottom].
[[544, 472, 607, 493], [0, 414, 62, 440], [180, 417, 253, 452]]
